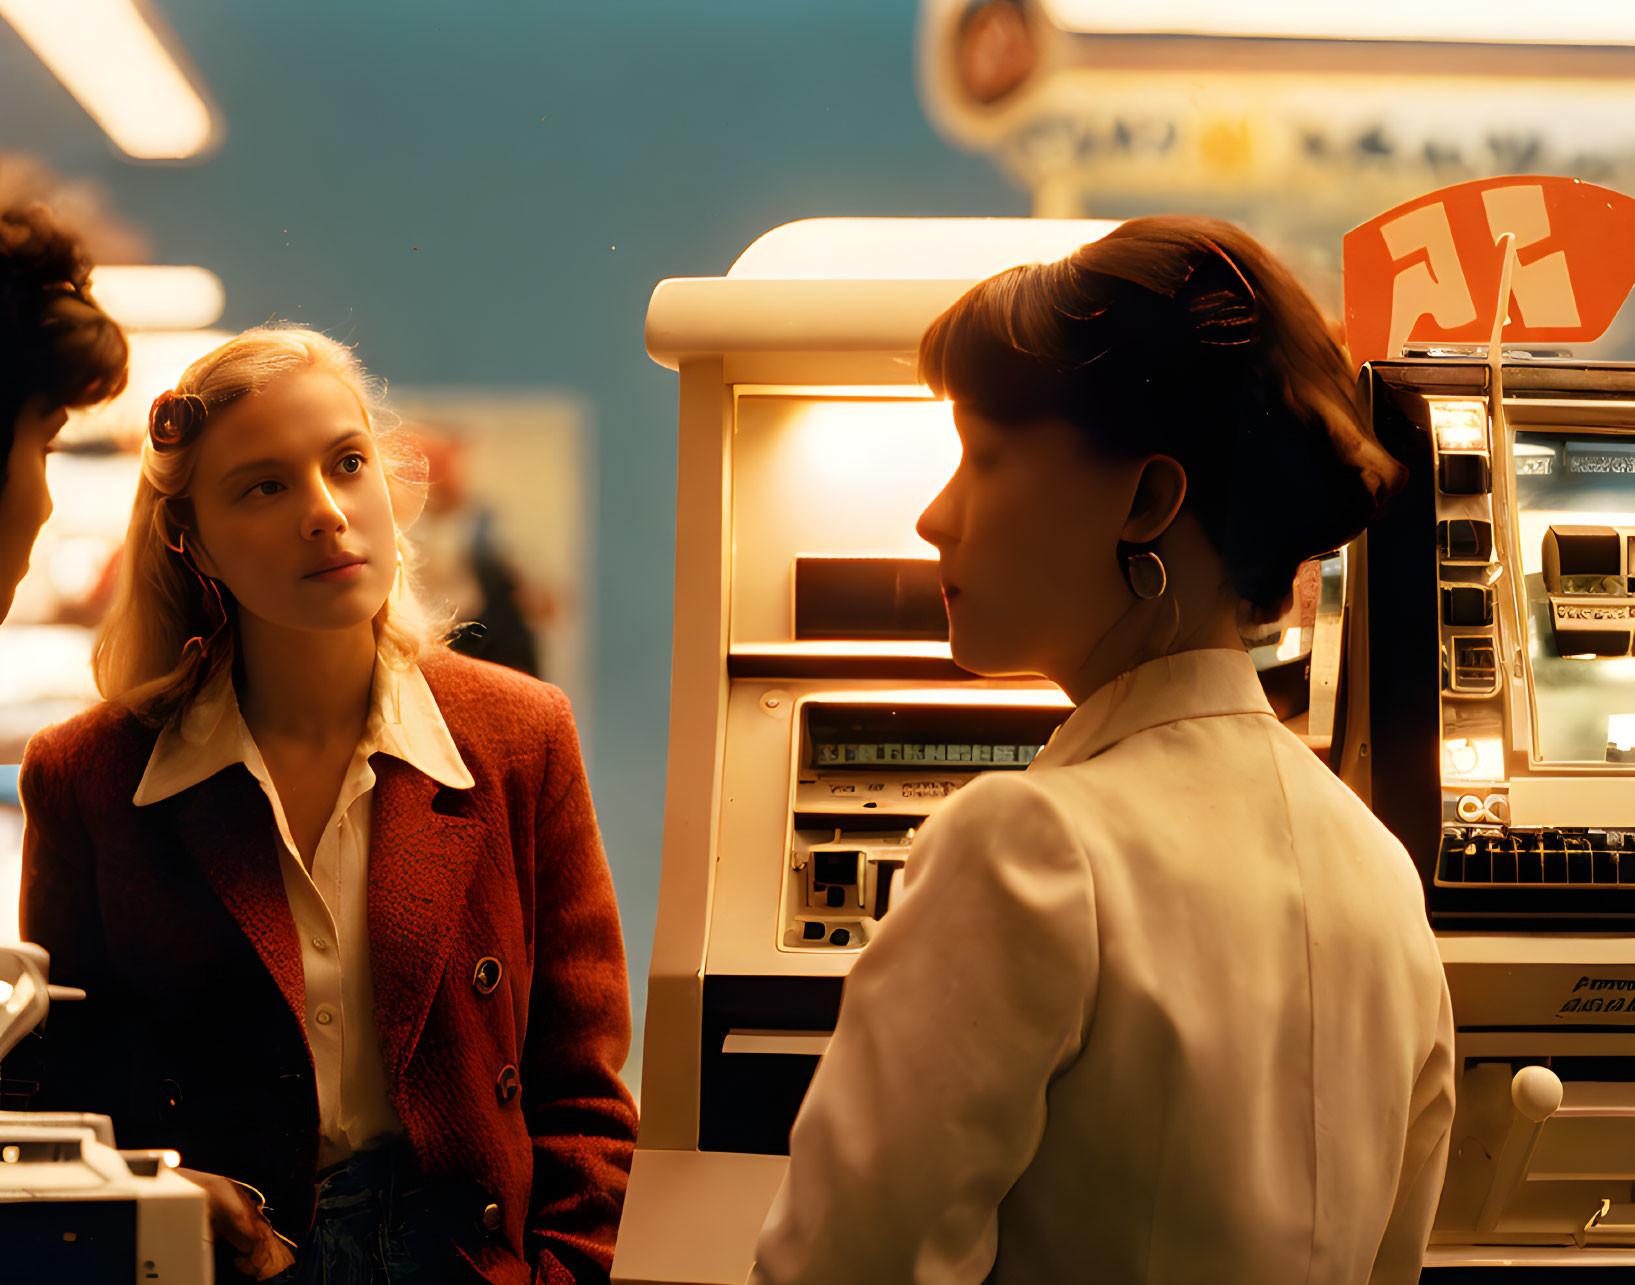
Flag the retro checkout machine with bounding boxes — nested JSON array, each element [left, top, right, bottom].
[[0, 943, 210, 1281], [1344, 177, 1635, 1269], [612, 218, 1342, 1285]]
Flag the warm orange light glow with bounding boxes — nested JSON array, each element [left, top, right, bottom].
[[732, 396, 964, 644], [807, 686, 1071, 708], [1444, 735, 1506, 781], [736, 641, 952, 661], [0, 0, 216, 159], [783, 398, 959, 551], [1429, 399, 1488, 453], [735, 385, 936, 401]]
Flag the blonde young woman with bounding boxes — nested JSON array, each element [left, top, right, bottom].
[[18, 327, 635, 1284], [751, 217, 1455, 1285]]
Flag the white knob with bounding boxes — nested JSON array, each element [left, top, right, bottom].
[[1511, 1065, 1564, 1123]]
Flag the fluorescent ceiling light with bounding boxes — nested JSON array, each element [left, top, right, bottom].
[[91, 265, 225, 331], [1038, 0, 1635, 46], [0, 0, 216, 159]]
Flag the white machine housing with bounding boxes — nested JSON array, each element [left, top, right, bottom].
[[0, 943, 211, 1283]]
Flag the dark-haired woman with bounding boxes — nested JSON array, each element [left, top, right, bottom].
[[750, 217, 1455, 1285], [0, 202, 128, 622]]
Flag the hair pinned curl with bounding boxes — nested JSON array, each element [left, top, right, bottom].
[[1180, 247, 1260, 348], [148, 389, 208, 447], [95, 324, 444, 726]]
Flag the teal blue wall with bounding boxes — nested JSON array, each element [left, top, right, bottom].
[[0, 1, 1020, 1084]]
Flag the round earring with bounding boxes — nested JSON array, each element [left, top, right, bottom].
[[1121, 548, 1167, 601]]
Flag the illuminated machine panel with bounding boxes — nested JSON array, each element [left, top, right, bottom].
[[1356, 359, 1635, 1267], [729, 395, 958, 651], [1360, 362, 1635, 925], [1342, 363, 1635, 1267]]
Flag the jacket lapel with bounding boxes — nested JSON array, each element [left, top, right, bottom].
[[367, 754, 493, 1077], [172, 766, 307, 1031]]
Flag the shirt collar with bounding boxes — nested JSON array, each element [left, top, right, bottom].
[[1028, 647, 1275, 772], [133, 652, 475, 807]]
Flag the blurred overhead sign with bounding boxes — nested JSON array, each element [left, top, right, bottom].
[[1342, 177, 1635, 369], [917, 0, 1635, 220]]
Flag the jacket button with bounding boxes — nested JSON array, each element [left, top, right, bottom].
[[472, 956, 503, 995], [495, 1064, 520, 1106], [481, 1202, 502, 1232]]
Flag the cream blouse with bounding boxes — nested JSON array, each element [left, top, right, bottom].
[[752, 648, 1455, 1285]]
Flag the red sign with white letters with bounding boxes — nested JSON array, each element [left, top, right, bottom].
[[1342, 176, 1635, 371]]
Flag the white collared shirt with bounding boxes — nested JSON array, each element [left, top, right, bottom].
[[752, 648, 1455, 1285], [134, 657, 475, 1167]]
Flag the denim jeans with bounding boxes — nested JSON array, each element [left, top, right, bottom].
[[261, 1141, 483, 1285]]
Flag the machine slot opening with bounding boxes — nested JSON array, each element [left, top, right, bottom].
[[805, 702, 1068, 771], [793, 556, 947, 642]]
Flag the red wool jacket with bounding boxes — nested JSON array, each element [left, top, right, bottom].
[[14, 650, 636, 1285]]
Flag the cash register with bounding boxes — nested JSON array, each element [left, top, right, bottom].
[[1342, 176, 1635, 1269], [0, 941, 211, 1282]]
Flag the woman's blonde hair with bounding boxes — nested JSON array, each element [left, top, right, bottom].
[[93, 325, 442, 725]]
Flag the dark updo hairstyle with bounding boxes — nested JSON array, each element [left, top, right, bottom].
[[919, 215, 1404, 623], [0, 202, 129, 485]]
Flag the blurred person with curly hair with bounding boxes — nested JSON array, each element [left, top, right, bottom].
[[0, 201, 129, 622]]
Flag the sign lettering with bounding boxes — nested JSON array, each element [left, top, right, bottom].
[[1343, 176, 1635, 369], [1557, 975, 1635, 1019]]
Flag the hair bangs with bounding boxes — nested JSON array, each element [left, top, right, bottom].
[[919, 262, 1100, 425]]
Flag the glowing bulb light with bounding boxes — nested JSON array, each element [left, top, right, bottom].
[[0, 0, 216, 159], [91, 266, 225, 331], [1429, 399, 1488, 453], [1444, 735, 1506, 781]]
